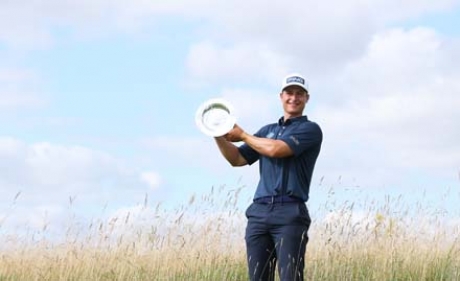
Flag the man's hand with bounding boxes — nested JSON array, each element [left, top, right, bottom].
[[224, 124, 247, 142]]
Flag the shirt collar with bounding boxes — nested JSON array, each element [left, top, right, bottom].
[[278, 115, 308, 126]]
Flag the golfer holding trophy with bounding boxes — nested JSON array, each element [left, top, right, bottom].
[[196, 73, 322, 281]]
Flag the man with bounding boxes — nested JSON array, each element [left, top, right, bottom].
[[214, 73, 322, 281]]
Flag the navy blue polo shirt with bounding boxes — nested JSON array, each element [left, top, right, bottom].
[[238, 116, 322, 202]]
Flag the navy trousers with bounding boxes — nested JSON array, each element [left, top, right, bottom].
[[245, 201, 311, 281]]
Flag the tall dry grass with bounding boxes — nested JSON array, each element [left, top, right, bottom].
[[307, 188, 460, 280], [0, 184, 459, 280]]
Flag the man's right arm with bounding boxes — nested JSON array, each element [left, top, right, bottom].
[[214, 137, 248, 167]]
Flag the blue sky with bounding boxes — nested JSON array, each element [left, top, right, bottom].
[[1, 1, 460, 238]]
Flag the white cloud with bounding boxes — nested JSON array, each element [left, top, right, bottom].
[[184, 0, 459, 81], [337, 28, 445, 97], [0, 137, 161, 233], [367, 0, 459, 23], [185, 41, 292, 88], [315, 27, 460, 185], [0, 137, 167, 235], [140, 171, 161, 190], [25, 142, 126, 187], [2, 0, 455, 52]]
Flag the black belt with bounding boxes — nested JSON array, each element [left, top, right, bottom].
[[253, 195, 303, 204]]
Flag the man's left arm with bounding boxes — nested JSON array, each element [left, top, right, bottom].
[[225, 125, 293, 158], [241, 133, 293, 158]]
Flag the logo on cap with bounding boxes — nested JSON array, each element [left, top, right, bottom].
[[286, 76, 305, 85]]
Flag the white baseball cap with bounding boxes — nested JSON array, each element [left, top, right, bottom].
[[281, 73, 308, 93]]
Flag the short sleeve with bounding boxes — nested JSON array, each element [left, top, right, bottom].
[[237, 125, 270, 165], [279, 122, 322, 157]]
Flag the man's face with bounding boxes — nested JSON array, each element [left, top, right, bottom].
[[280, 85, 309, 117]]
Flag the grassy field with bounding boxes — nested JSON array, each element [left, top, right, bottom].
[[1, 185, 459, 280]]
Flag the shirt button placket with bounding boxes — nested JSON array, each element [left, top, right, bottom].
[[278, 126, 285, 137]]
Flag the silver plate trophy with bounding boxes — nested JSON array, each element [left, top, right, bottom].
[[195, 98, 236, 137]]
